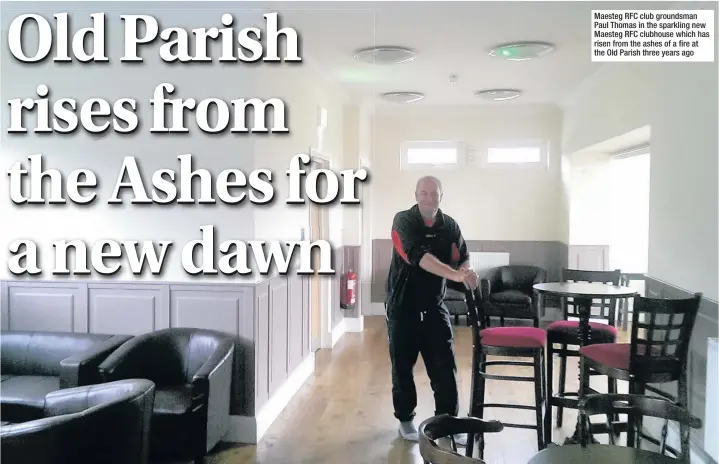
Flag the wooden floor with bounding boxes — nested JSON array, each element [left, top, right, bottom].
[[206, 315, 630, 464]]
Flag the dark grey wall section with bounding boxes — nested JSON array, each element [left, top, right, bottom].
[[643, 277, 718, 453], [371, 239, 568, 303], [0, 273, 312, 419]]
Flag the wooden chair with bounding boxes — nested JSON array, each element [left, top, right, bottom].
[[418, 414, 503, 464], [578, 393, 702, 462], [465, 287, 547, 458], [579, 293, 702, 456], [545, 268, 622, 443]]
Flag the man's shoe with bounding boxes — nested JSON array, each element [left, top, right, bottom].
[[398, 421, 419, 442]]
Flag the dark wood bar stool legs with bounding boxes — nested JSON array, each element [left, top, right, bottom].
[[465, 288, 546, 459], [543, 269, 622, 445]]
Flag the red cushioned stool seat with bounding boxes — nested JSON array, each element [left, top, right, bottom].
[[579, 343, 631, 371], [480, 327, 546, 348], [580, 342, 670, 372], [547, 320, 617, 341]]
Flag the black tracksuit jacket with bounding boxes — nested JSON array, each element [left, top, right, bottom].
[[385, 204, 469, 316]]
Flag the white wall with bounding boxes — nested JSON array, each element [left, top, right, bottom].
[[250, 62, 348, 248], [0, 7, 260, 282], [562, 60, 718, 300], [370, 104, 565, 241]]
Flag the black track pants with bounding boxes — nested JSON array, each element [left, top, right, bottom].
[[386, 305, 459, 422]]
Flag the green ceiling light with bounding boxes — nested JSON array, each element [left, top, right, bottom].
[[489, 42, 555, 61]]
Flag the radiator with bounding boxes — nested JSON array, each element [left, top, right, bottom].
[[469, 252, 510, 275]]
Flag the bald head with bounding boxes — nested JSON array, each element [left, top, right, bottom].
[[415, 176, 443, 218], [415, 176, 443, 194]]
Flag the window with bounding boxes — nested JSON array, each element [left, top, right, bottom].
[[487, 146, 542, 164], [400, 141, 464, 170]]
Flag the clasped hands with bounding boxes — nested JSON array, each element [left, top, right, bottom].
[[451, 267, 479, 290]]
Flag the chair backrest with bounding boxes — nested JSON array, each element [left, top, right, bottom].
[[629, 293, 702, 383], [489, 265, 546, 293], [0, 331, 122, 377], [579, 393, 702, 461], [559, 268, 622, 324], [1, 379, 155, 464], [109, 328, 233, 386], [419, 414, 503, 464]]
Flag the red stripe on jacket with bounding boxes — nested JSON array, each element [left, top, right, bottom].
[[391, 230, 410, 264]]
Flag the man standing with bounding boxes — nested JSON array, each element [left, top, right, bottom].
[[385, 175, 478, 442]]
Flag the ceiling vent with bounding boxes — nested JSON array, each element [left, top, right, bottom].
[[381, 92, 425, 104], [353, 46, 417, 64], [475, 89, 522, 101]]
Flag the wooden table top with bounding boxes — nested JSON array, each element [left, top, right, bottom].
[[533, 282, 637, 298], [528, 444, 676, 463]]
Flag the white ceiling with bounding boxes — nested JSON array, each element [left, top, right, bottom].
[[260, 1, 672, 106]]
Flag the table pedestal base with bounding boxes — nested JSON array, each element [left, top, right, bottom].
[[563, 424, 600, 445]]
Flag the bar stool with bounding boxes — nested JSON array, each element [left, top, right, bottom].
[[544, 268, 621, 444], [578, 292, 702, 456], [465, 288, 546, 459]]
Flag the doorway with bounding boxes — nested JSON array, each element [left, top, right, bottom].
[[308, 152, 331, 352]]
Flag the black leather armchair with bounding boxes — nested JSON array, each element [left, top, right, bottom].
[[445, 280, 470, 325], [480, 265, 547, 327], [98, 328, 235, 464], [1, 379, 155, 464], [0, 331, 132, 422]]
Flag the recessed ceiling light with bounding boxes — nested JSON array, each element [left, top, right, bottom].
[[353, 46, 417, 65], [381, 92, 425, 104], [488, 42, 555, 61], [475, 89, 522, 101]]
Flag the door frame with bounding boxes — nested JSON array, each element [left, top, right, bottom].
[[308, 148, 333, 351], [359, 159, 373, 317]]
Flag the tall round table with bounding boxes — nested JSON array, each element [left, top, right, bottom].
[[533, 282, 637, 444], [529, 444, 676, 463]]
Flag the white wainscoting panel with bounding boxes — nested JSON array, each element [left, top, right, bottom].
[[3, 282, 88, 333], [88, 283, 168, 336]]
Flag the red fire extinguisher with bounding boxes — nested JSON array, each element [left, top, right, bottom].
[[340, 269, 357, 310]]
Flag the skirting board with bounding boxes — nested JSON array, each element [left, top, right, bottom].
[[365, 302, 387, 316], [331, 317, 347, 347], [344, 316, 364, 333], [224, 353, 316, 444]]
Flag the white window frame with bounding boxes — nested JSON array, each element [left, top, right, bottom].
[[481, 139, 548, 169], [400, 140, 466, 171]]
